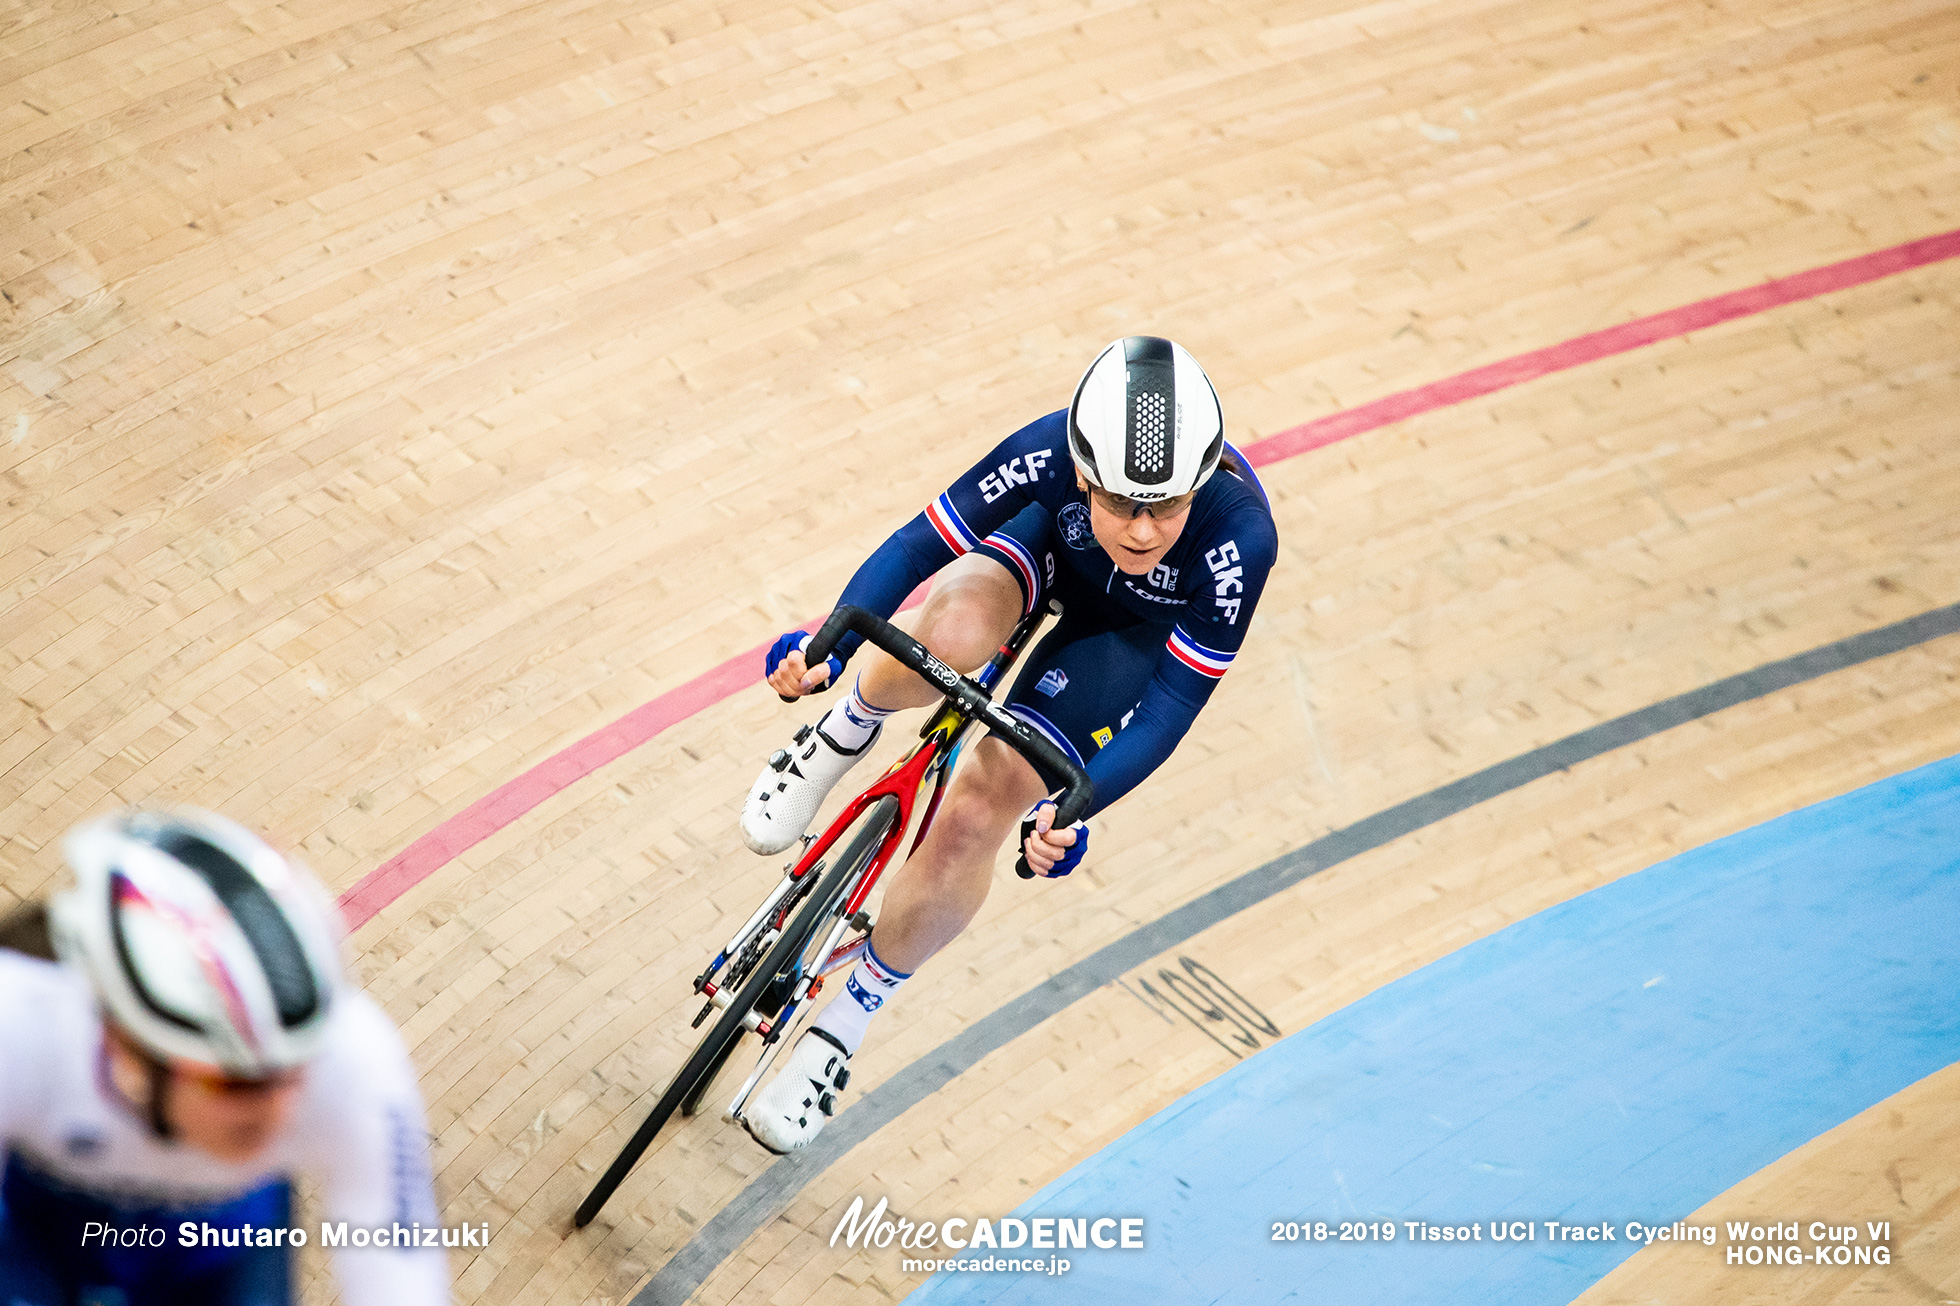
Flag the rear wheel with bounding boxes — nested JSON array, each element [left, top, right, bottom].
[[573, 796, 898, 1227]]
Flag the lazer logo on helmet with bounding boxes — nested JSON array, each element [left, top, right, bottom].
[[977, 450, 1053, 503], [1204, 541, 1243, 624]]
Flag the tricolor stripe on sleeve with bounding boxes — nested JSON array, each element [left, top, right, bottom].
[[925, 493, 983, 556], [982, 532, 1042, 614], [1166, 627, 1234, 678]]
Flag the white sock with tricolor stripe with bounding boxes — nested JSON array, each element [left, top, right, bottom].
[[811, 943, 911, 1054], [817, 677, 896, 752]]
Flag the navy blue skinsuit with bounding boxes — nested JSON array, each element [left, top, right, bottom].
[[829, 410, 1277, 815]]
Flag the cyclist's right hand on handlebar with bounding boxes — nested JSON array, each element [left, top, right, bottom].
[[1019, 799, 1088, 878], [766, 631, 843, 699]]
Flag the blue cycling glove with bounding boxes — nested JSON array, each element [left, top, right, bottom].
[[766, 630, 844, 693], [1018, 798, 1088, 878]]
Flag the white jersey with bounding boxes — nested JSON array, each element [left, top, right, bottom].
[[0, 951, 449, 1306]]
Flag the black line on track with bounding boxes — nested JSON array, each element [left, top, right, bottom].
[[630, 600, 1960, 1304]]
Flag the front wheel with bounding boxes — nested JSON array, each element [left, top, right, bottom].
[[573, 796, 898, 1227]]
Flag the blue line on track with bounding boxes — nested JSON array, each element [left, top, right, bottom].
[[912, 753, 1960, 1305]]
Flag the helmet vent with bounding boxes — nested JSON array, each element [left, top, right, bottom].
[[157, 832, 320, 1029], [1124, 361, 1175, 486]]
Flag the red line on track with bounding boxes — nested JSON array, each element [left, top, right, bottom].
[[337, 629, 794, 929], [338, 227, 1960, 929], [1240, 228, 1960, 467]]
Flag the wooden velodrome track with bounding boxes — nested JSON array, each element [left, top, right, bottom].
[[3, 0, 1958, 1300]]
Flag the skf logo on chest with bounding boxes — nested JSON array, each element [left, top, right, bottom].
[[1204, 541, 1243, 624], [978, 449, 1053, 503]]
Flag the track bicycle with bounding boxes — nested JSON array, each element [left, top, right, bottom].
[[573, 602, 1093, 1227]]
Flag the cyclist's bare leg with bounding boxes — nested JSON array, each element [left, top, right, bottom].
[[869, 736, 1048, 973], [851, 554, 1025, 709]]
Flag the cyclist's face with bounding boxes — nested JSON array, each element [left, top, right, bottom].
[[1077, 472, 1190, 574], [170, 1062, 305, 1161], [104, 1024, 306, 1162]]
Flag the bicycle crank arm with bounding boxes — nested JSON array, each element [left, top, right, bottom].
[[818, 935, 869, 980], [803, 915, 856, 993], [724, 1032, 795, 1123]]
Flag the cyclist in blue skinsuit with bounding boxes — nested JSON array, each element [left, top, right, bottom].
[[738, 337, 1278, 1154]]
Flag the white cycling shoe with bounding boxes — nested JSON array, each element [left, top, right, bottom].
[[741, 720, 880, 855], [744, 1028, 852, 1154]]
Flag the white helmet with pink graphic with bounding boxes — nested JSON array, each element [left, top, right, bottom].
[[51, 807, 344, 1075]]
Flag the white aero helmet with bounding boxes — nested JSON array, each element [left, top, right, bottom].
[[1067, 336, 1225, 501], [51, 807, 343, 1075]]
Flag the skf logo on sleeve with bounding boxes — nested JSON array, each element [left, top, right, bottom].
[[1204, 540, 1244, 624], [978, 449, 1053, 503]]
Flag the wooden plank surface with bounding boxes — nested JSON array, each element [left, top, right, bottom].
[[1, 0, 1956, 1302]]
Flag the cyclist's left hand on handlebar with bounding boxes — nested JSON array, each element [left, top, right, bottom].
[[1020, 799, 1088, 878], [765, 631, 843, 699]]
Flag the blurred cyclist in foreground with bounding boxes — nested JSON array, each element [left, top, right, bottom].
[[0, 807, 449, 1306]]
